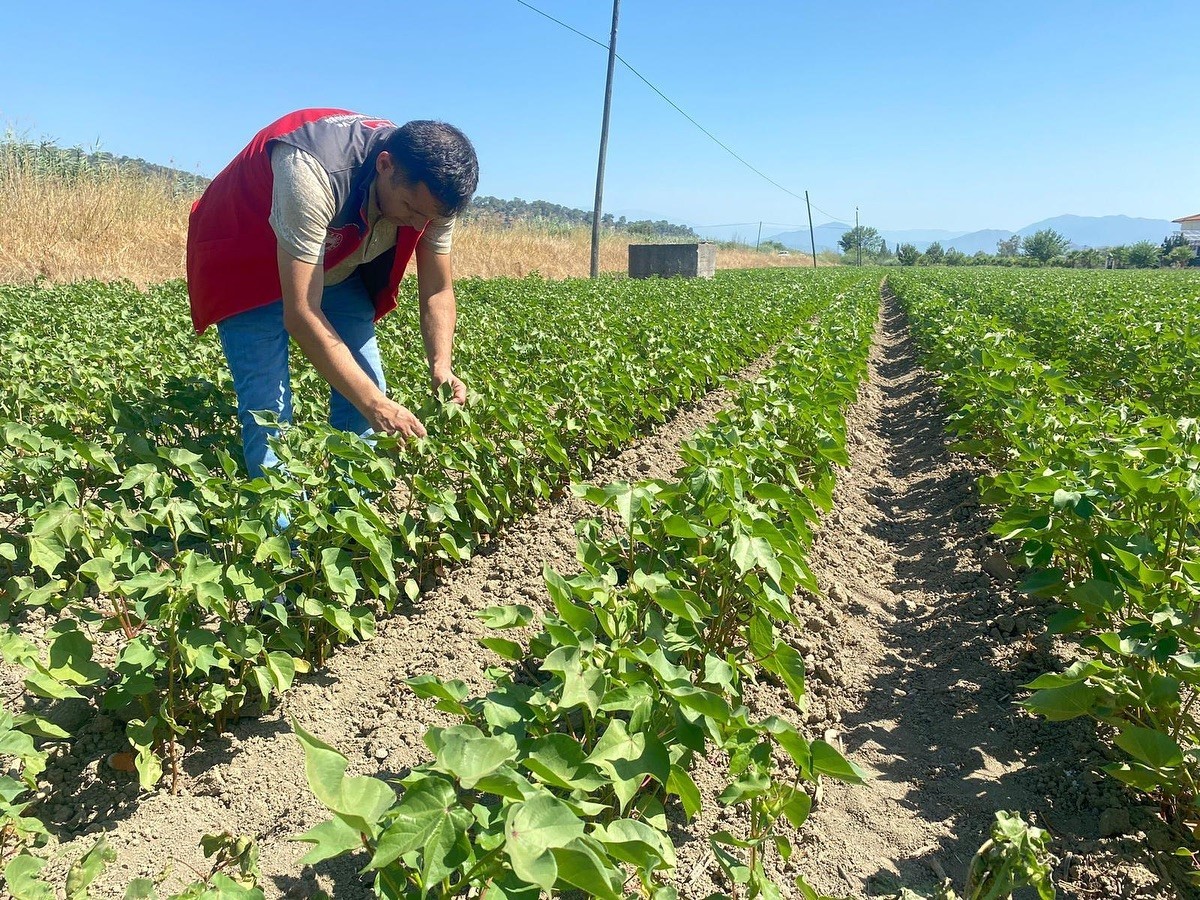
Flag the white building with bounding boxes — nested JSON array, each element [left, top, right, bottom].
[[1172, 213, 1200, 251]]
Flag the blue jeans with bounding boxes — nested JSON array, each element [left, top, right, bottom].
[[217, 276, 386, 478]]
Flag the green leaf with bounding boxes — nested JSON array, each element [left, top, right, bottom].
[[667, 764, 702, 820], [662, 514, 707, 539], [522, 734, 606, 792], [432, 725, 519, 789], [812, 740, 866, 784], [781, 789, 813, 829], [1103, 761, 1166, 792], [761, 717, 813, 778], [121, 879, 158, 900], [320, 547, 360, 603], [592, 818, 675, 870], [1114, 726, 1184, 770], [1019, 568, 1065, 597], [1022, 659, 1107, 690], [543, 566, 595, 633], [265, 651, 297, 694], [559, 664, 606, 715], [669, 685, 731, 723], [762, 641, 806, 703], [67, 837, 117, 900], [46, 626, 105, 686], [294, 816, 364, 865], [367, 776, 472, 872], [1022, 682, 1098, 721], [293, 721, 394, 837], [11, 714, 69, 741], [4, 853, 53, 900], [504, 793, 585, 890], [477, 605, 536, 629], [480, 637, 524, 661], [405, 675, 468, 704], [587, 719, 670, 810], [549, 838, 623, 899], [650, 586, 704, 623]]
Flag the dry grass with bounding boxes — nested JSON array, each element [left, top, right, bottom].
[[0, 145, 190, 284], [451, 222, 816, 279], [0, 151, 816, 284]]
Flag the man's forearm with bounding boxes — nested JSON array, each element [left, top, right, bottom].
[[420, 288, 457, 379], [286, 309, 388, 412], [278, 249, 386, 418]]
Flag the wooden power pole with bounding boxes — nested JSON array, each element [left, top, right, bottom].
[[590, 0, 620, 278], [805, 191, 817, 268]]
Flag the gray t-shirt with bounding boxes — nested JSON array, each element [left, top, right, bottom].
[[268, 143, 454, 286]]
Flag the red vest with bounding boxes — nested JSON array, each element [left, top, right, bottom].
[[186, 108, 423, 333]]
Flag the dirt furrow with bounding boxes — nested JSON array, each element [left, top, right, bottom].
[[786, 291, 1174, 898], [46, 354, 778, 898]]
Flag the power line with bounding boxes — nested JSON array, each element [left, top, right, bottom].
[[515, 1, 853, 224], [695, 222, 809, 230], [515, 1, 608, 51], [809, 202, 847, 222]]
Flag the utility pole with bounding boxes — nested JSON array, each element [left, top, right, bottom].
[[805, 191, 817, 269], [855, 206, 861, 266], [755, 221, 762, 252], [590, 0, 620, 279]]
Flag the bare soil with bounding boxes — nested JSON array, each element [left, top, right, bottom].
[[774, 295, 1182, 899], [39, 351, 778, 897], [33, 293, 1194, 898]]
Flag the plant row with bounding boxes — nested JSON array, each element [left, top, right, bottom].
[[293, 274, 881, 898], [896, 267, 1200, 414], [0, 271, 860, 872], [890, 271, 1200, 856]]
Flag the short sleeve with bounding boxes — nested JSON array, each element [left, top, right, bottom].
[[269, 144, 337, 264], [420, 215, 455, 255]]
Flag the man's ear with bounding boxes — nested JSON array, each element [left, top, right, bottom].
[[376, 151, 393, 177]]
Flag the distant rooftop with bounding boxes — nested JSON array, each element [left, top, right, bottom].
[[1173, 214, 1200, 223]]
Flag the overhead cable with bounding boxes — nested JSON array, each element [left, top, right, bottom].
[[515, 0, 853, 223]]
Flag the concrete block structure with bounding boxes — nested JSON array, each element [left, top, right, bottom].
[[628, 242, 716, 279]]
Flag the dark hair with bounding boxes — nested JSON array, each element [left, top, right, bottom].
[[384, 120, 478, 216]]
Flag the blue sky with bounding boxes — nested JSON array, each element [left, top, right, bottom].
[[2, 1, 1193, 234]]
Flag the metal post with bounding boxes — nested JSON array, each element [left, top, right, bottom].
[[755, 221, 762, 252], [805, 191, 817, 268], [590, 0, 620, 279], [855, 206, 861, 266]]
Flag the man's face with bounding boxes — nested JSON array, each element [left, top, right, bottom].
[[375, 151, 445, 229]]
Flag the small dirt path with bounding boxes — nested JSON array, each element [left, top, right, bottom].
[[784, 291, 1176, 899], [47, 353, 780, 898]]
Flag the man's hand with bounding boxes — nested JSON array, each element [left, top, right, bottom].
[[367, 396, 427, 439], [432, 370, 468, 405]]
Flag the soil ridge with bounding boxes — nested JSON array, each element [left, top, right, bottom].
[[789, 288, 1173, 898], [44, 343, 783, 897]]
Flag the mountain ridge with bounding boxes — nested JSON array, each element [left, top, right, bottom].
[[768, 214, 1180, 254]]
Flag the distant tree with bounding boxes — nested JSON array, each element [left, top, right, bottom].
[[1127, 240, 1161, 268], [944, 248, 967, 266], [1064, 248, 1103, 268], [1162, 232, 1189, 255], [760, 239, 788, 254], [971, 251, 992, 266], [1021, 228, 1070, 263], [1167, 245, 1195, 268], [996, 235, 1021, 257], [896, 243, 920, 266], [922, 242, 945, 265], [838, 225, 884, 259], [1108, 246, 1130, 268]]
